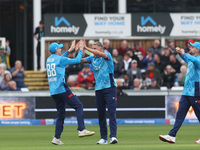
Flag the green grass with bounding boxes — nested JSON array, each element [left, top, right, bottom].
[[0, 125, 200, 150]]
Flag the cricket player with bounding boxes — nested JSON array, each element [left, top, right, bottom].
[[80, 40, 118, 144], [159, 42, 200, 144], [46, 40, 94, 145]]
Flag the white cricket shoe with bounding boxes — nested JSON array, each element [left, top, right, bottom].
[[195, 139, 200, 144], [110, 137, 118, 144], [51, 137, 64, 145], [159, 135, 176, 143], [78, 129, 95, 137], [97, 139, 108, 144]]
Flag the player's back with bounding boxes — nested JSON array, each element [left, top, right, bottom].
[[46, 54, 66, 95]]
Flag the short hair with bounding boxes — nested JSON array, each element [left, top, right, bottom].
[[15, 60, 22, 65], [88, 40, 95, 45], [123, 74, 129, 77], [124, 52, 131, 57], [154, 53, 161, 58], [39, 21, 44, 24], [170, 53, 176, 57], [103, 39, 110, 44], [154, 40, 160, 44], [166, 64, 172, 69], [180, 65, 187, 72], [93, 41, 103, 48], [0, 63, 7, 70]]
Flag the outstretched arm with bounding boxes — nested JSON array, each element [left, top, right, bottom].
[[60, 50, 83, 66], [80, 58, 88, 64], [176, 47, 189, 63], [83, 39, 108, 59], [61, 40, 76, 57], [176, 47, 200, 67], [85, 46, 108, 59], [60, 40, 84, 66]]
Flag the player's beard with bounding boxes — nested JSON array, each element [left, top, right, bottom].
[[189, 50, 194, 56]]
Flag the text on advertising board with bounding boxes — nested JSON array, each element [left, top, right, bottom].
[[51, 17, 80, 35], [0, 103, 26, 119], [137, 16, 166, 34]]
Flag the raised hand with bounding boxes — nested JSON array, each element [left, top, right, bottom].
[[79, 40, 84, 50], [82, 39, 87, 49], [75, 41, 80, 51], [176, 47, 185, 55], [69, 40, 76, 52]]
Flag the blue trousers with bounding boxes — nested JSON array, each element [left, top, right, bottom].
[[169, 95, 200, 137], [95, 86, 117, 140], [52, 86, 85, 139]]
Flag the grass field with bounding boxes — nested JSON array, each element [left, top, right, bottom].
[[1, 125, 200, 150]]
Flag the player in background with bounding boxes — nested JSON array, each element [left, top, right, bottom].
[[46, 40, 94, 145], [159, 42, 200, 144], [79, 40, 118, 144]]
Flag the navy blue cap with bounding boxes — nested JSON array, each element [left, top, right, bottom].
[[49, 42, 63, 53]]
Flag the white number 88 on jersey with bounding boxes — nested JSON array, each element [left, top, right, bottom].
[[47, 63, 57, 77]]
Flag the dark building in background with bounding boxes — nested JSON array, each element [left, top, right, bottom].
[[0, 0, 199, 70]]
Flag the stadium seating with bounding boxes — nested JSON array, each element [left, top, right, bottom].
[[24, 70, 49, 90]]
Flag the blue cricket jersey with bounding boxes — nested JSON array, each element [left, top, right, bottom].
[[46, 50, 83, 95], [86, 51, 116, 91], [180, 53, 200, 96]]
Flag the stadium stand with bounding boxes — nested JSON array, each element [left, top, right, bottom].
[[24, 70, 48, 90]]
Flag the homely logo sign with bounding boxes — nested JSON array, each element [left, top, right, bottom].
[[44, 14, 87, 36], [137, 16, 166, 34], [51, 17, 80, 35], [132, 13, 173, 36]]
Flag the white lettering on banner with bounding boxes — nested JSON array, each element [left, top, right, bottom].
[[50, 25, 80, 35], [137, 25, 166, 34]]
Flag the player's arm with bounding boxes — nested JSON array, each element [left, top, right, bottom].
[[176, 47, 189, 63], [85, 46, 108, 59], [60, 50, 83, 66], [80, 55, 94, 64], [60, 40, 84, 66], [83, 39, 108, 59], [61, 40, 76, 57], [176, 47, 200, 67], [80, 58, 88, 64], [184, 54, 200, 67]]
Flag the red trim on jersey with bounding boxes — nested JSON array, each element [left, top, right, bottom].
[[68, 94, 73, 98], [105, 56, 109, 60], [67, 51, 70, 54], [87, 60, 90, 63]]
